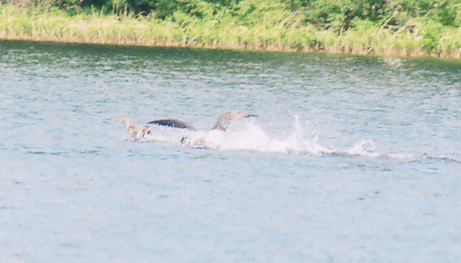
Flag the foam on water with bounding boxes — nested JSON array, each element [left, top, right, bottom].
[[138, 116, 333, 154], [135, 115, 456, 164]]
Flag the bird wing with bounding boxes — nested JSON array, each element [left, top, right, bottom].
[[147, 119, 196, 131], [212, 112, 258, 131]]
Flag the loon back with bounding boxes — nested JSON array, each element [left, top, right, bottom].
[[147, 119, 196, 131]]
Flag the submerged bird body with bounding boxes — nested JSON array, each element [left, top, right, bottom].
[[139, 126, 152, 138], [118, 117, 151, 140]]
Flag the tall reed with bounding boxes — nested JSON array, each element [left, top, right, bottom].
[[0, 3, 459, 57]]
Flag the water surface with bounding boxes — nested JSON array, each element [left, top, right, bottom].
[[0, 40, 460, 262]]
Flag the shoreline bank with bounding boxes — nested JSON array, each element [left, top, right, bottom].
[[1, 5, 460, 58], [2, 35, 459, 59]]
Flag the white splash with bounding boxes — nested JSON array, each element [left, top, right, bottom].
[[346, 139, 379, 157], [130, 116, 458, 164], [154, 116, 340, 155]]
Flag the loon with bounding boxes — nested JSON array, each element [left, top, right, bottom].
[[147, 111, 257, 131], [118, 116, 152, 140]]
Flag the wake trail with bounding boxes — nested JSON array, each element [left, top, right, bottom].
[[136, 116, 460, 164]]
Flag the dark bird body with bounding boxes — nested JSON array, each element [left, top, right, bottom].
[[147, 119, 196, 130], [147, 111, 257, 131]]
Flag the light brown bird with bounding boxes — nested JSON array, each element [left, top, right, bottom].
[[118, 116, 152, 139]]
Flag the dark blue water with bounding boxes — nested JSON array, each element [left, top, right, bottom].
[[1, 40, 460, 262]]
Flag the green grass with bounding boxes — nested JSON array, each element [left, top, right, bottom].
[[0, 3, 460, 57]]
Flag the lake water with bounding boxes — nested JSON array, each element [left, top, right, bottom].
[[0, 40, 460, 262]]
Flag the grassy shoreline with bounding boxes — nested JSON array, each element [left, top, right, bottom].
[[1, 4, 460, 58]]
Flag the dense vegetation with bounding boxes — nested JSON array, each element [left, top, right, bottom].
[[1, 0, 460, 57]]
